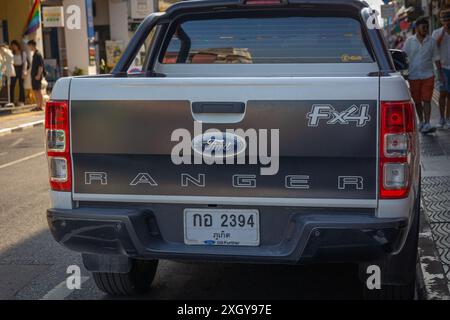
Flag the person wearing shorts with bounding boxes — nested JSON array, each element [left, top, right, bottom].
[[432, 7, 450, 129], [403, 17, 442, 134], [27, 40, 44, 111]]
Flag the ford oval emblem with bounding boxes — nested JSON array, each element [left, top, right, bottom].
[[204, 240, 216, 245], [192, 132, 246, 158]]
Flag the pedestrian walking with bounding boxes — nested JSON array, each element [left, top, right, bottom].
[[432, 8, 450, 129], [27, 40, 44, 111], [9, 40, 28, 106], [403, 17, 441, 134]]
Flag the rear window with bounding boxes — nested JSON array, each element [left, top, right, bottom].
[[161, 15, 373, 64]]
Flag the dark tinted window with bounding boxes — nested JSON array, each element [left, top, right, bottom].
[[162, 16, 373, 64]]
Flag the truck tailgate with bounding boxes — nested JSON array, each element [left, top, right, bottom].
[[70, 77, 378, 203]]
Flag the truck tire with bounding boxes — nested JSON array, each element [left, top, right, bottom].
[[93, 259, 158, 296], [362, 188, 420, 300]]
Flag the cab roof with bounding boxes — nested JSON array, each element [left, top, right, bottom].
[[164, 0, 370, 16]]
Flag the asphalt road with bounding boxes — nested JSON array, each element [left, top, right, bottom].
[[0, 124, 364, 300]]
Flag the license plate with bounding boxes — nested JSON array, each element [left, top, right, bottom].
[[184, 209, 260, 246]]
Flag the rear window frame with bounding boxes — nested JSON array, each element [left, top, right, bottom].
[[155, 8, 377, 66]]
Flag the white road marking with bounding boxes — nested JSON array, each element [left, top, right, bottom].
[[10, 137, 24, 147], [0, 151, 45, 170], [0, 119, 44, 137], [40, 276, 90, 300]]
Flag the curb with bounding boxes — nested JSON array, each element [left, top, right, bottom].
[[0, 120, 44, 137], [0, 105, 37, 116], [417, 202, 450, 300]]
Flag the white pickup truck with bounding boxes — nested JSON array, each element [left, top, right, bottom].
[[46, 0, 420, 299]]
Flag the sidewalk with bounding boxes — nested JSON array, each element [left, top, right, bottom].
[[418, 93, 450, 298], [0, 111, 44, 136], [0, 104, 37, 116]]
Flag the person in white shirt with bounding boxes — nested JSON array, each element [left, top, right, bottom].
[[403, 17, 442, 134], [0, 43, 16, 79], [432, 8, 450, 129], [9, 40, 28, 106], [0, 43, 15, 106]]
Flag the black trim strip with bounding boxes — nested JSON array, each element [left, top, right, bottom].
[[192, 102, 246, 114]]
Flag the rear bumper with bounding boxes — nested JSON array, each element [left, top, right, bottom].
[[47, 205, 409, 264]]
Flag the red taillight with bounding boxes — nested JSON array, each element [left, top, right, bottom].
[[383, 103, 415, 133], [45, 100, 71, 192], [380, 101, 416, 199], [244, 0, 282, 5]]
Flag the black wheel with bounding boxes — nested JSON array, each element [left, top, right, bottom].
[[363, 188, 420, 300], [93, 259, 158, 296]]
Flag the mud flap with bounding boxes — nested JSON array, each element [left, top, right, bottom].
[[82, 253, 132, 274]]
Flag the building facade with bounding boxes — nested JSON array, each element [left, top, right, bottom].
[[38, 0, 158, 82], [0, 0, 43, 50]]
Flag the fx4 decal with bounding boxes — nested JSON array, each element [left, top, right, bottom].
[[306, 104, 371, 127]]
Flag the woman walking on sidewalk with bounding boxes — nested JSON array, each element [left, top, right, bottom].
[[9, 40, 28, 106]]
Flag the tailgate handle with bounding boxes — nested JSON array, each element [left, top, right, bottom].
[[192, 102, 245, 114]]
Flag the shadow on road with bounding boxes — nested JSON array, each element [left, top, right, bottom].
[[104, 261, 363, 300], [0, 225, 364, 300]]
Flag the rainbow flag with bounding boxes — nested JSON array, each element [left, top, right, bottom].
[[23, 0, 41, 36]]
